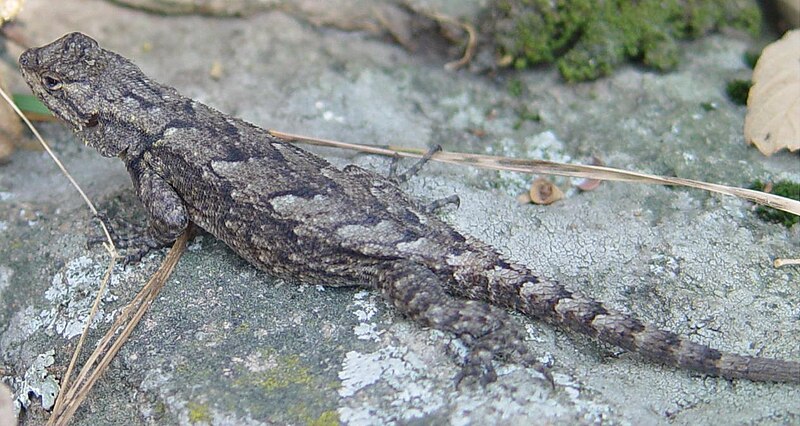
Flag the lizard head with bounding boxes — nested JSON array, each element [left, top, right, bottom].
[[19, 32, 163, 157], [19, 32, 106, 133]]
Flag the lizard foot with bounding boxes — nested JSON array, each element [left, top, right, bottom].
[[87, 212, 168, 264], [87, 212, 143, 249], [116, 235, 169, 265], [376, 259, 551, 388], [423, 194, 460, 214], [455, 344, 497, 387], [454, 317, 553, 388]]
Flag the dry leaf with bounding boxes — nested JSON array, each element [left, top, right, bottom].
[[0, 383, 13, 426], [209, 60, 224, 80], [744, 30, 800, 156], [529, 177, 564, 205], [0, 74, 22, 163], [0, 0, 24, 25]]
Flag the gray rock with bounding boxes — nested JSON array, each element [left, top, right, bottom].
[[1, 0, 797, 425]]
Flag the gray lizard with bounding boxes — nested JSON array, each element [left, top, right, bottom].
[[19, 32, 800, 385]]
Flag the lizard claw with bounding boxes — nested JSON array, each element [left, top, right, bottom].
[[121, 250, 147, 266], [519, 353, 555, 389], [86, 212, 167, 264], [87, 212, 118, 248], [455, 347, 497, 388]]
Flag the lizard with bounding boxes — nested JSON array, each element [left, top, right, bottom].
[[18, 32, 800, 386]]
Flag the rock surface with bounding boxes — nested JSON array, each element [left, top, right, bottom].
[[0, 0, 798, 424]]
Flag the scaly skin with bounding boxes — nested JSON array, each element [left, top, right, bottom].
[[19, 32, 799, 385]]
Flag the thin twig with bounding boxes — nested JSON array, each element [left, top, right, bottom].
[[0, 87, 118, 255], [48, 230, 190, 426], [51, 259, 116, 417], [426, 12, 478, 71], [774, 258, 800, 268], [268, 130, 800, 218]]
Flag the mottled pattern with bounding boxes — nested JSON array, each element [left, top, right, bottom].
[[19, 33, 799, 385]]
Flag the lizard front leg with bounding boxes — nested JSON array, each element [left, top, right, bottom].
[[97, 162, 188, 264]]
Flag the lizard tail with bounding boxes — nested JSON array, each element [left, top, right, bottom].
[[512, 278, 800, 383]]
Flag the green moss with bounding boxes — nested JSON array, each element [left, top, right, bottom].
[[512, 105, 541, 130], [233, 352, 316, 392], [743, 50, 760, 69], [260, 355, 313, 391], [725, 79, 752, 105], [187, 401, 212, 424], [485, 0, 762, 81], [507, 78, 524, 97], [700, 101, 718, 111], [750, 180, 800, 227], [284, 404, 341, 426], [234, 321, 251, 334], [307, 410, 340, 426], [154, 401, 168, 417], [229, 349, 340, 423], [492, 0, 593, 67]]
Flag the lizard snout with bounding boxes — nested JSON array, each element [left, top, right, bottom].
[[18, 48, 38, 71]]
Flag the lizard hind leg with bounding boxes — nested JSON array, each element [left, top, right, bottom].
[[388, 145, 442, 184], [384, 145, 461, 213], [374, 260, 551, 387]]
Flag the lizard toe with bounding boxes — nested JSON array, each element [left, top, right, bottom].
[[455, 346, 497, 388]]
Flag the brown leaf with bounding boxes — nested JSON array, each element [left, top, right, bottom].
[[0, 383, 13, 426], [744, 30, 800, 156], [528, 177, 564, 205], [0, 73, 22, 163], [0, 0, 24, 25]]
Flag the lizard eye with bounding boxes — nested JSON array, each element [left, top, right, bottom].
[[41, 73, 63, 91]]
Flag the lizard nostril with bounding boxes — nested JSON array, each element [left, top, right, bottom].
[[19, 50, 35, 69]]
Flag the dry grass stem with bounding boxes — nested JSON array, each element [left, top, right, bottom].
[[0, 85, 125, 421], [426, 12, 478, 71], [50, 259, 116, 418], [48, 230, 190, 426], [269, 130, 800, 218], [0, 86, 118, 254], [774, 258, 800, 267]]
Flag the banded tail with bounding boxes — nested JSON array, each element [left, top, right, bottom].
[[511, 277, 800, 383]]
